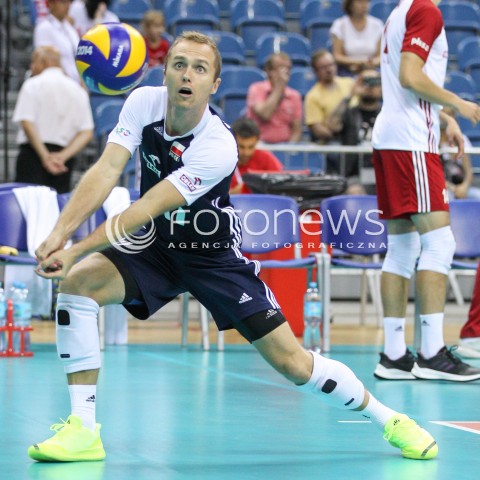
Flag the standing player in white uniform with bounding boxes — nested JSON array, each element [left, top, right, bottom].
[[372, 0, 480, 381], [29, 32, 438, 463]]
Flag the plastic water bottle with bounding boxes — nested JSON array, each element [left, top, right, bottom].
[[303, 281, 322, 352], [9, 281, 32, 352], [0, 283, 6, 351]]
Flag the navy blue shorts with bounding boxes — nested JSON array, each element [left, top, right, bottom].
[[101, 242, 281, 331]]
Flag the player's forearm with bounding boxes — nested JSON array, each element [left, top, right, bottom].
[[70, 180, 186, 258], [53, 150, 125, 240], [400, 67, 462, 111]]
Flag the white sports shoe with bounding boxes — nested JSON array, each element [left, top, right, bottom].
[[456, 338, 480, 359]]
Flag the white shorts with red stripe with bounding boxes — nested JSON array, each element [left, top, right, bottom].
[[373, 149, 449, 220]]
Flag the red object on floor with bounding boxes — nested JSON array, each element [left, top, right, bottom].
[[253, 216, 322, 337], [0, 299, 33, 357]]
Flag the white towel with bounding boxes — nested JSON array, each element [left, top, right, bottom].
[[9, 186, 59, 317], [102, 186, 131, 218], [13, 186, 60, 257]]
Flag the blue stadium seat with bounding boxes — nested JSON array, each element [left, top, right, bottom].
[[213, 65, 266, 124], [439, 2, 480, 58], [164, 0, 220, 36], [285, 0, 303, 19], [457, 36, 480, 98], [255, 32, 312, 68], [444, 71, 477, 102], [300, 0, 343, 50], [139, 66, 164, 87], [370, 0, 397, 23], [230, 0, 285, 53], [288, 67, 317, 98], [218, 0, 231, 18], [205, 31, 246, 65], [93, 98, 125, 153], [111, 0, 152, 28]]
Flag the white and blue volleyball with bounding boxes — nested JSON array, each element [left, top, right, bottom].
[[75, 23, 148, 95]]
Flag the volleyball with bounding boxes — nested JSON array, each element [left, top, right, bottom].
[[75, 23, 148, 95]]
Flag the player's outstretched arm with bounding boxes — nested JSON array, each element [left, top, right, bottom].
[[37, 179, 186, 279], [35, 142, 131, 263], [399, 52, 480, 125]]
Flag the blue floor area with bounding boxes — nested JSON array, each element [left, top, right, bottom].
[[1, 344, 480, 480]]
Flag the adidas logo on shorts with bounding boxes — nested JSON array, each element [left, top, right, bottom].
[[239, 292, 253, 304]]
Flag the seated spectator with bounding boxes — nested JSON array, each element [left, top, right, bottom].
[[330, 0, 383, 76], [229, 118, 283, 193], [440, 108, 480, 200], [331, 69, 382, 190], [246, 53, 303, 144], [13, 46, 94, 193], [69, 0, 120, 37], [34, 0, 81, 83], [304, 50, 355, 144], [142, 10, 170, 67]]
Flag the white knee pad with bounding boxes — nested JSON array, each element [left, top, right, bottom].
[[56, 293, 101, 374], [382, 232, 421, 279], [417, 226, 456, 275], [298, 352, 365, 410]]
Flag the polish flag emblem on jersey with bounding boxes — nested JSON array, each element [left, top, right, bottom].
[[169, 141, 186, 162]]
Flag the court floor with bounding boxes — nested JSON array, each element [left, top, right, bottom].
[[1, 342, 479, 480]]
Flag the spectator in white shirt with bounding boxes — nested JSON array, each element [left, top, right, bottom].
[[69, 0, 119, 37]]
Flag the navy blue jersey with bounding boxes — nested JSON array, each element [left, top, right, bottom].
[[108, 86, 240, 251]]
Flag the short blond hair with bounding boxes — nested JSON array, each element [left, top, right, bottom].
[[142, 10, 165, 28], [165, 31, 222, 80]]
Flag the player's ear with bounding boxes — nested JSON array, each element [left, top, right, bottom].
[[211, 77, 221, 95]]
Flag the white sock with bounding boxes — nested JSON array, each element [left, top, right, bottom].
[[297, 352, 365, 410], [383, 317, 407, 360], [420, 313, 445, 359], [68, 385, 96, 431], [361, 393, 397, 430]]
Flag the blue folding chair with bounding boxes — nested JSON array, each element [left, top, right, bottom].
[[231, 0, 285, 53], [0, 190, 37, 266], [447, 199, 480, 306], [213, 65, 266, 124], [230, 194, 324, 343], [255, 32, 312, 68], [205, 31, 246, 65], [164, 0, 220, 36], [320, 195, 388, 329]]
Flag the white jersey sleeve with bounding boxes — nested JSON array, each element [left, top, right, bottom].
[[166, 124, 238, 205]]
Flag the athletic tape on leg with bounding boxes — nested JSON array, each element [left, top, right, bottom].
[[417, 226, 456, 275], [56, 293, 101, 374], [382, 232, 421, 279], [297, 352, 365, 410]]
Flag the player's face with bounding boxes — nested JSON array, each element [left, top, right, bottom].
[[235, 136, 258, 165], [165, 40, 221, 109]]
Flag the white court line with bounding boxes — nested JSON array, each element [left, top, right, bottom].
[[338, 421, 372, 423], [431, 421, 480, 435]]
